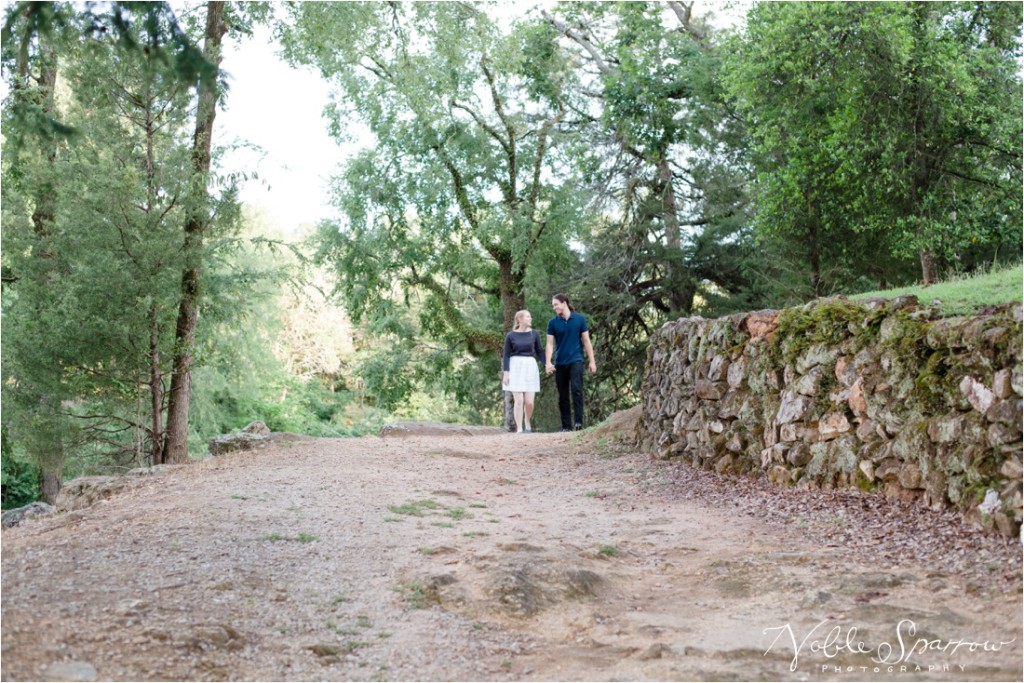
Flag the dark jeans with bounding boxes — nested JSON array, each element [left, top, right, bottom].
[[555, 361, 585, 429]]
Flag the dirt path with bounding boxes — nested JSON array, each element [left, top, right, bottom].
[[2, 431, 1021, 682]]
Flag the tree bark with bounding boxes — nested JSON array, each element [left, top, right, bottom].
[[39, 470, 61, 506], [149, 304, 165, 465], [497, 258, 525, 335], [806, 194, 823, 296], [163, 1, 227, 464], [919, 248, 938, 285]]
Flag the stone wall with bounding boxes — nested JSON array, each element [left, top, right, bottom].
[[636, 296, 1023, 536]]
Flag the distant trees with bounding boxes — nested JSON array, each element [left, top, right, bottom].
[[280, 0, 1022, 425]]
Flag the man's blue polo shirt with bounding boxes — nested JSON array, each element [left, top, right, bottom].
[[547, 312, 588, 366]]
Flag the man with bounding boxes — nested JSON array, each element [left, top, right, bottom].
[[545, 293, 597, 431]]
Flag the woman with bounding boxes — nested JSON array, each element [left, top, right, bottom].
[[502, 309, 544, 433]]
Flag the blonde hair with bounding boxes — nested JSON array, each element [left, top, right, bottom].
[[513, 309, 532, 332]]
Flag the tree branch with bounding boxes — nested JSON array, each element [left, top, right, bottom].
[[667, 1, 707, 43], [528, 106, 565, 221], [542, 9, 616, 75], [431, 142, 481, 234], [450, 100, 512, 157], [480, 55, 517, 205], [407, 268, 502, 352]]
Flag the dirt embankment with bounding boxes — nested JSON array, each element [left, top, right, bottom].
[[2, 428, 1021, 682]]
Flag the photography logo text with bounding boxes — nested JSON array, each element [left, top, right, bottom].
[[763, 618, 1015, 673]]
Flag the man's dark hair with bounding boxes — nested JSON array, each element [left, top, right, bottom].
[[552, 293, 575, 312]]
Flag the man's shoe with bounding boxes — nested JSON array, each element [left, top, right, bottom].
[[574, 423, 583, 431], [560, 428, 571, 432]]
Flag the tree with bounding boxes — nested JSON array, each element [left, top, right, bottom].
[[2, 3, 70, 501], [163, 0, 228, 464], [279, 3, 587, 424], [725, 2, 1023, 287], [542, 2, 753, 314]]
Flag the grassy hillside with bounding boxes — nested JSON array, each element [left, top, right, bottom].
[[850, 264, 1023, 315]]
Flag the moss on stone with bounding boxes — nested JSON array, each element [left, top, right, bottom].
[[808, 371, 840, 421], [773, 298, 876, 367]]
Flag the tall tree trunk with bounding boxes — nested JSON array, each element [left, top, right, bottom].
[[141, 77, 165, 466], [497, 258, 525, 334], [30, 53, 57, 247], [163, 1, 227, 463], [149, 304, 165, 466], [808, 233, 822, 296], [805, 195, 822, 297], [29, 46, 65, 500], [39, 471, 61, 506]]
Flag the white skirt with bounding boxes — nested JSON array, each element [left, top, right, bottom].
[[505, 356, 541, 393]]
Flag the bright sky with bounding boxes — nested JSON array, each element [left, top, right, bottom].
[[216, 22, 337, 235]]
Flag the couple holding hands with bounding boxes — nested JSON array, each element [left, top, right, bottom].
[[501, 293, 597, 433]]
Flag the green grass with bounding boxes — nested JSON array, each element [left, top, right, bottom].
[[394, 582, 428, 609], [261, 532, 319, 543], [849, 264, 1021, 315], [598, 544, 619, 557], [387, 499, 440, 516]]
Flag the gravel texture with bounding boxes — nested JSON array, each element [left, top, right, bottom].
[[2, 429, 1021, 682]]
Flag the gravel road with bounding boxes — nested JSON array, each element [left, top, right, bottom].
[[2, 429, 1021, 682]]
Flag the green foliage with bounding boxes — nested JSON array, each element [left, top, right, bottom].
[[1, 2, 217, 141], [1, 428, 40, 509], [283, 2, 585, 335], [538, 3, 763, 424], [725, 2, 1023, 287], [1, 8, 207, 479]]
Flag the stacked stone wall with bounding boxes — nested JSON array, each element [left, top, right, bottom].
[[636, 296, 1023, 536]]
